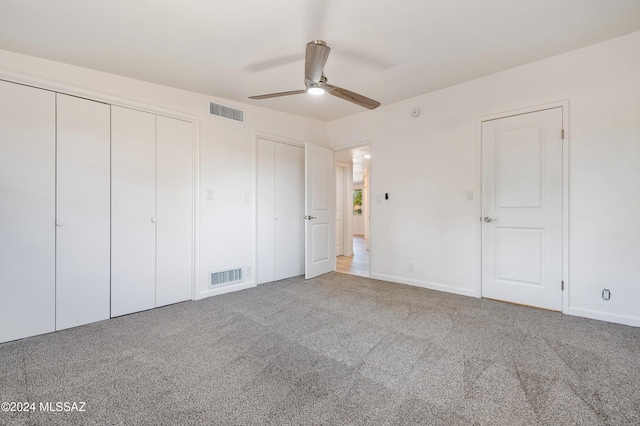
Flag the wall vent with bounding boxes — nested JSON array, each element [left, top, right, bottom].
[[209, 268, 243, 287], [208, 101, 244, 123]]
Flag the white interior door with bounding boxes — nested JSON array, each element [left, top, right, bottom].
[[56, 94, 111, 330], [111, 106, 157, 317], [156, 115, 193, 307], [0, 80, 56, 343], [482, 107, 563, 311], [335, 166, 345, 256], [305, 142, 335, 279]]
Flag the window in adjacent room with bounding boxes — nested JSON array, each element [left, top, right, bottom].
[[353, 189, 363, 215]]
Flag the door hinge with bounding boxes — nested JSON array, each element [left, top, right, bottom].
[[561, 280, 564, 291], [561, 129, 565, 140]]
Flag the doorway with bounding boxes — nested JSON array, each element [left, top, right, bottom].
[[481, 106, 566, 311], [334, 145, 370, 277]]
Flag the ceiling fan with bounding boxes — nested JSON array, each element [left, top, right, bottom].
[[249, 40, 381, 110]]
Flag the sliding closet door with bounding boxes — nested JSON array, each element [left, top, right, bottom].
[[0, 80, 56, 343], [274, 142, 304, 280], [155, 115, 193, 307], [257, 138, 276, 285], [56, 94, 111, 330], [111, 106, 156, 317]]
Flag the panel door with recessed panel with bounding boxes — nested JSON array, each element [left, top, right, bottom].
[[481, 108, 563, 311], [304, 142, 335, 279]]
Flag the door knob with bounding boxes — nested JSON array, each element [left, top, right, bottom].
[[55, 221, 64, 227], [151, 217, 158, 223], [483, 216, 498, 223], [303, 215, 317, 220]]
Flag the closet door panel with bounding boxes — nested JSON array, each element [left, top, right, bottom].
[[274, 143, 304, 280], [0, 80, 56, 343], [56, 94, 111, 330], [257, 138, 275, 284], [290, 146, 305, 276], [111, 106, 156, 317], [156, 115, 193, 307]]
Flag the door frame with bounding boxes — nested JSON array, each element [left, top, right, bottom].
[[335, 162, 352, 257], [0, 70, 200, 302], [475, 100, 569, 312], [332, 141, 372, 273], [253, 132, 305, 285]]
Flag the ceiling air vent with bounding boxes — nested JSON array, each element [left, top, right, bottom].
[[210, 268, 243, 288], [208, 101, 244, 123]]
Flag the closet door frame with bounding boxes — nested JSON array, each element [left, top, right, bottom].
[[0, 71, 199, 305], [254, 133, 305, 285]]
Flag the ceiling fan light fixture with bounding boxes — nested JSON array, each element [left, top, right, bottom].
[[249, 40, 380, 109], [307, 86, 325, 95]]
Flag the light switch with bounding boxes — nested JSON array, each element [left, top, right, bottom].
[[242, 192, 250, 202], [466, 190, 473, 201], [206, 189, 214, 200], [377, 194, 382, 204]]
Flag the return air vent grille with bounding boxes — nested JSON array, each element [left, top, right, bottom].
[[210, 268, 243, 287], [208, 101, 244, 123]]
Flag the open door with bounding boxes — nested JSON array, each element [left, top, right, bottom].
[[305, 142, 335, 279]]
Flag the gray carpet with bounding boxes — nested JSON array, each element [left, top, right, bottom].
[[1, 272, 639, 425]]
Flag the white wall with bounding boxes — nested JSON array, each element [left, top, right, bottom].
[[327, 31, 640, 327], [0, 49, 327, 300], [352, 183, 365, 235], [2, 30, 639, 327]]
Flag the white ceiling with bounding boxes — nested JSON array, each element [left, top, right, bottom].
[[1, 0, 639, 122]]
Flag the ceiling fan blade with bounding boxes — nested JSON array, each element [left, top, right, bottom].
[[249, 90, 307, 100], [305, 40, 330, 82], [324, 85, 381, 110]]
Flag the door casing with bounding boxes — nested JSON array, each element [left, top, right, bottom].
[[476, 100, 570, 313]]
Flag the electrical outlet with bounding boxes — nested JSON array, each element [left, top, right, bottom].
[[408, 262, 414, 273], [246, 266, 252, 276], [602, 289, 611, 301]]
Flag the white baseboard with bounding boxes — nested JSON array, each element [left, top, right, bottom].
[[369, 273, 478, 298], [196, 280, 256, 300], [567, 306, 640, 327]]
